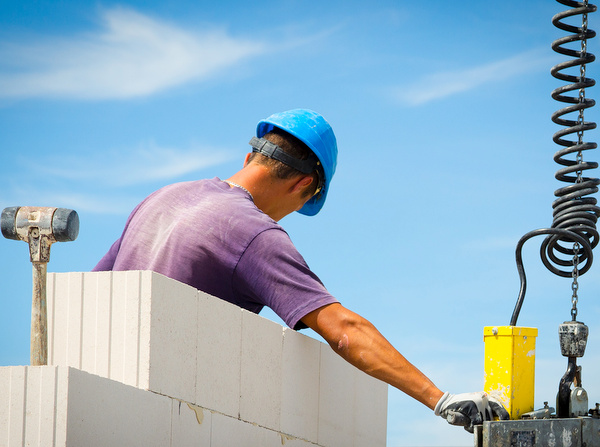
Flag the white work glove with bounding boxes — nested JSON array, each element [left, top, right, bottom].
[[434, 392, 509, 433]]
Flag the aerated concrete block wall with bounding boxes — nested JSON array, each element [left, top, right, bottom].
[[21, 270, 389, 447], [2, 365, 339, 447]]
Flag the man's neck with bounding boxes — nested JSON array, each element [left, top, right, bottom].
[[226, 161, 311, 222]]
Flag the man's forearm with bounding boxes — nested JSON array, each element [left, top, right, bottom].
[[301, 303, 444, 410]]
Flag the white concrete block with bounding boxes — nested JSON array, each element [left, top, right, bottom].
[[211, 411, 283, 447], [0, 366, 174, 447], [0, 364, 69, 447], [280, 328, 320, 442], [65, 366, 169, 446], [147, 271, 198, 403], [48, 271, 198, 402], [54, 368, 69, 447], [23, 366, 62, 446], [108, 270, 145, 387], [47, 272, 84, 369], [195, 291, 242, 418], [66, 366, 172, 447], [80, 271, 112, 377], [0, 366, 26, 446], [279, 434, 322, 447], [240, 309, 283, 431], [171, 400, 212, 447], [69, 368, 168, 446], [353, 369, 388, 447], [48, 271, 143, 385], [65, 274, 84, 369], [318, 345, 356, 447]]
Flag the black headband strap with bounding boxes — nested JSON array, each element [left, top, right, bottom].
[[249, 137, 320, 174]]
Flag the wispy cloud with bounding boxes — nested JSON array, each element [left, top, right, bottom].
[[5, 142, 234, 213], [3, 186, 143, 215], [24, 141, 234, 187], [0, 7, 265, 100], [393, 49, 554, 106]]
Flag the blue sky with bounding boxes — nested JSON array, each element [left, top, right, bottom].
[[1, 1, 600, 445]]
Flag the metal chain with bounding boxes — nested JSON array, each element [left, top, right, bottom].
[[570, 2, 588, 321], [577, 5, 588, 173], [571, 242, 580, 320]]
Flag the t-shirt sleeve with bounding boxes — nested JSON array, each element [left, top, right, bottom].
[[92, 198, 150, 272], [92, 238, 121, 271], [232, 228, 338, 330]]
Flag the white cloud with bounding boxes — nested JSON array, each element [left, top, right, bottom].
[[0, 7, 265, 99], [393, 49, 555, 106], [23, 141, 235, 187], [3, 142, 235, 214], [4, 188, 143, 215]]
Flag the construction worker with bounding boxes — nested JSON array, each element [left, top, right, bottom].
[[93, 108, 508, 433]]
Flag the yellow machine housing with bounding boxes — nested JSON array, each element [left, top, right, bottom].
[[483, 326, 538, 420]]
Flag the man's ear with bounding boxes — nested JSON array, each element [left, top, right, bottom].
[[243, 153, 252, 167], [291, 175, 313, 193]]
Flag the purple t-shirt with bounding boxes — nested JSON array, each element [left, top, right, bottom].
[[93, 177, 337, 329]]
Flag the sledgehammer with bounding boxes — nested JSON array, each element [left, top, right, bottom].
[[1, 206, 79, 365]]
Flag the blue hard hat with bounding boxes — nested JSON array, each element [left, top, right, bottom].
[[257, 109, 338, 216]]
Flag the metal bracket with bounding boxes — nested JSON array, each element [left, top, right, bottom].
[[476, 418, 600, 447]]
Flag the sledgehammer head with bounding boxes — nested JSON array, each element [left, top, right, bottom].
[[1, 206, 79, 262]]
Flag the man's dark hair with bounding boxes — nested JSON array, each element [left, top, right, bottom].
[[249, 128, 320, 197]]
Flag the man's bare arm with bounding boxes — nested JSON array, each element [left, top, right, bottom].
[[301, 302, 444, 410]]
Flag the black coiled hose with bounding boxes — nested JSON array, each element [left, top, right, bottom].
[[510, 0, 600, 326]]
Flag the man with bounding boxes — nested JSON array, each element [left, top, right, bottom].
[[94, 108, 508, 433]]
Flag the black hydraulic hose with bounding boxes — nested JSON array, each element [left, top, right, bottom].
[[510, 228, 591, 326], [510, 0, 600, 326]]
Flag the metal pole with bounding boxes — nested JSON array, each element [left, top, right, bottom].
[[31, 261, 48, 366]]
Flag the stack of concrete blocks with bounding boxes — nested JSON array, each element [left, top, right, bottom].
[[1, 271, 388, 446]]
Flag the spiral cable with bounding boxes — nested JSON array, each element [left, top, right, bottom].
[[511, 0, 600, 326]]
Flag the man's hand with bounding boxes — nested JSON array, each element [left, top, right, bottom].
[[434, 392, 509, 433]]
